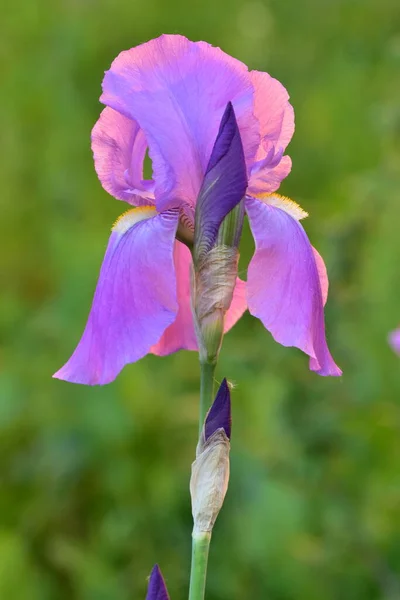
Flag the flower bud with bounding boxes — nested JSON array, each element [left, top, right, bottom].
[[191, 246, 239, 363], [191, 103, 247, 363], [190, 379, 231, 535], [146, 564, 170, 600], [193, 102, 247, 265]]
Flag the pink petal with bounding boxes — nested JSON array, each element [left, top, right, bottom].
[[248, 155, 292, 195], [312, 246, 329, 306], [100, 34, 259, 211], [389, 328, 400, 354], [246, 197, 341, 376], [91, 106, 155, 205], [151, 241, 197, 356], [253, 193, 328, 305], [224, 277, 247, 332], [54, 209, 179, 385], [250, 70, 295, 159], [151, 242, 247, 356], [248, 70, 294, 194]]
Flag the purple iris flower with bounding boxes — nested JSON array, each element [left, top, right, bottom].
[[389, 328, 400, 354], [54, 34, 341, 385], [146, 565, 169, 600]]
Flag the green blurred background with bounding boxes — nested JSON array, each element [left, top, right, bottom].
[[2, 0, 400, 598]]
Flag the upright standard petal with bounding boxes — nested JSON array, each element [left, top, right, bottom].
[[151, 242, 247, 356], [248, 70, 294, 194], [54, 208, 179, 385], [194, 102, 247, 263], [250, 70, 294, 157], [146, 565, 170, 600], [248, 154, 292, 195], [246, 197, 341, 376], [92, 106, 155, 205], [100, 34, 258, 209]]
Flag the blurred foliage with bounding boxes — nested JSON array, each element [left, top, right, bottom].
[[1, 0, 400, 598]]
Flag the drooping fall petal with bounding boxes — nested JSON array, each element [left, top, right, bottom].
[[253, 193, 329, 305], [146, 565, 170, 600], [100, 34, 258, 210], [54, 208, 179, 385], [245, 197, 341, 376]]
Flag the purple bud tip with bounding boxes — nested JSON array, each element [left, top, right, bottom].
[[205, 378, 231, 441], [194, 101, 247, 262], [146, 564, 170, 600], [205, 102, 236, 174]]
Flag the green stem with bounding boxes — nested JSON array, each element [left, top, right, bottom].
[[199, 360, 216, 436], [188, 532, 212, 600]]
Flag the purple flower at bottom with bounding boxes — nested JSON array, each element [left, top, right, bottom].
[[54, 34, 341, 385], [146, 565, 170, 600], [389, 328, 400, 354]]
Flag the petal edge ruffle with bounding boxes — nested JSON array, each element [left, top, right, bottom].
[[92, 106, 155, 205]]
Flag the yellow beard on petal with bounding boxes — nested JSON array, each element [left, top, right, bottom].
[[112, 205, 157, 235], [255, 193, 308, 221]]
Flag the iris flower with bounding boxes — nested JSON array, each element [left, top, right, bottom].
[[389, 328, 400, 354], [54, 34, 341, 385]]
